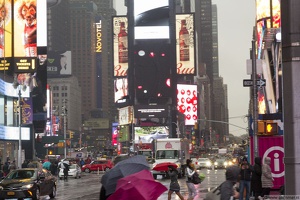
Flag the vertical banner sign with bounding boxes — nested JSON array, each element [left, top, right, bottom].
[[13, 0, 37, 73], [176, 14, 195, 75], [177, 84, 198, 125], [0, 0, 12, 71], [113, 16, 128, 77]]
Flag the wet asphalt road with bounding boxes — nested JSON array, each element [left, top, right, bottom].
[[38, 169, 226, 200]]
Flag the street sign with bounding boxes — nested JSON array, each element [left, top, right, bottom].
[[243, 79, 266, 87]]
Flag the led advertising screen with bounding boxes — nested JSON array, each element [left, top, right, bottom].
[[0, 0, 12, 72], [113, 16, 128, 77], [177, 84, 198, 125], [112, 123, 118, 146], [114, 78, 128, 103], [134, 126, 169, 143], [133, 0, 169, 39], [256, 0, 281, 58], [13, 0, 37, 73], [176, 14, 195, 75], [47, 50, 72, 77]]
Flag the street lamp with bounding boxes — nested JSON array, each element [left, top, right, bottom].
[[13, 78, 27, 169]]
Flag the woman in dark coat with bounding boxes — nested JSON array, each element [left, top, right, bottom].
[[251, 157, 262, 199], [167, 165, 184, 200]]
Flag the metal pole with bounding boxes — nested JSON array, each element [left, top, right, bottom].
[[63, 100, 67, 159], [252, 30, 258, 158], [18, 88, 22, 169]]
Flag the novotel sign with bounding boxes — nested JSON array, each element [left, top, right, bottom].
[[95, 20, 102, 53]]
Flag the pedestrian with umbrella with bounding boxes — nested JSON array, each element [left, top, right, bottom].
[[107, 169, 167, 200], [167, 165, 184, 200], [100, 155, 150, 199]]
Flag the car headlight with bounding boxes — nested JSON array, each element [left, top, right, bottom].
[[21, 184, 34, 189], [229, 161, 233, 165], [224, 162, 228, 166], [214, 162, 218, 165], [206, 161, 211, 166], [0, 186, 3, 190], [152, 163, 157, 168], [176, 163, 180, 168], [82, 165, 86, 168]]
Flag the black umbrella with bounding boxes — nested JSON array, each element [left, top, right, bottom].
[[100, 155, 149, 195]]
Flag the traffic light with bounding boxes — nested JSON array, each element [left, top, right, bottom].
[[266, 123, 277, 135], [257, 120, 278, 135], [194, 122, 198, 130]]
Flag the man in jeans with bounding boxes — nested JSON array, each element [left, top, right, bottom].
[[239, 157, 252, 200]]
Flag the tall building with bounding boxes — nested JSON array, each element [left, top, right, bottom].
[[68, 0, 100, 120], [47, 77, 82, 131], [212, 5, 219, 77], [211, 4, 229, 143], [47, 1, 71, 51]]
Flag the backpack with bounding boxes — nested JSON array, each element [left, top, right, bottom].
[[191, 171, 201, 184]]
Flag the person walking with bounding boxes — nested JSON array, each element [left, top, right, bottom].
[[186, 159, 197, 200], [251, 157, 262, 200], [261, 157, 273, 198], [167, 165, 184, 200], [239, 157, 252, 200], [42, 159, 51, 171], [3, 162, 9, 176], [8, 161, 16, 172], [220, 165, 240, 200]]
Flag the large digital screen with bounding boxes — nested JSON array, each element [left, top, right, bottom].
[[133, 0, 169, 39], [134, 126, 169, 143], [113, 16, 128, 77], [176, 14, 195, 75], [177, 84, 198, 125], [114, 78, 128, 103], [47, 51, 72, 77]]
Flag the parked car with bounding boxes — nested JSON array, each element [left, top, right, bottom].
[[81, 160, 114, 173], [0, 168, 57, 200], [139, 131, 169, 142], [59, 163, 81, 179]]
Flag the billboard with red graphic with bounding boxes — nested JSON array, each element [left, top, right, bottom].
[[177, 84, 198, 125]]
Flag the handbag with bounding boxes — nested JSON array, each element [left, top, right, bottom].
[[191, 172, 201, 184], [205, 184, 221, 200]]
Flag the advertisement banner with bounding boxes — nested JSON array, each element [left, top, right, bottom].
[[118, 106, 133, 126], [176, 14, 195, 75], [112, 125, 118, 146], [13, 0, 37, 73], [113, 16, 128, 77], [0, 0, 12, 71], [21, 97, 33, 124], [47, 50, 72, 77], [114, 78, 128, 103], [177, 84, 198, 125], [133, 0, 169, 40]]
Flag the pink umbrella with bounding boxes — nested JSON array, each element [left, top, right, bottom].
[[107, 169, 167, 200]]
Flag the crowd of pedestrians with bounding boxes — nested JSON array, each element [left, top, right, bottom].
[[218, 156, 274, 200]]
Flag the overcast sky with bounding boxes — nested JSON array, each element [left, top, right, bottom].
[[114, 1, 256, 136]]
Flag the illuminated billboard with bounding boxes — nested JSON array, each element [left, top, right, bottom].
[[177, 84, 198, 125], [113, 16, 128, 77], [47, 51, 72, 77], [256, 0, 281, 57], [13, 0, 37, 72], [135, 126, 169, 143], [0, 0, 12, 71], [176, 14, 195, 75], [114, 78, 128, 103], [133, 0, 169, 40]]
